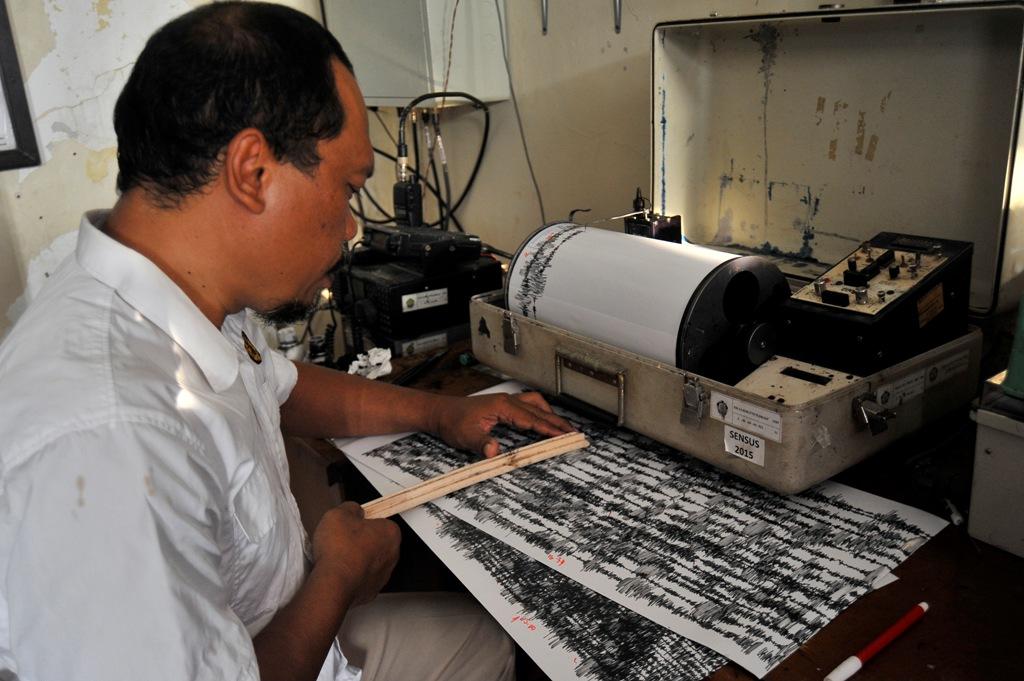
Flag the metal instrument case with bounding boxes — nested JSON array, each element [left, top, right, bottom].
[[471, 1, 1020, 493], [652, 0, 1024, 314], [472, 292, 980, 494]]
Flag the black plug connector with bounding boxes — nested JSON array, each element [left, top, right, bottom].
[[393, 180, 423, 228]]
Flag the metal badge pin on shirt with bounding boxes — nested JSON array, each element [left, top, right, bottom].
[[241, 331, 263, 364]]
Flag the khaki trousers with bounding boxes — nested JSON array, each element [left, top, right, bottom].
[[339, 592, 516, 681]]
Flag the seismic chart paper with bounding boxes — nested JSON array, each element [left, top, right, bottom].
[[357, 465, 727, 681], [505, 224, 735, 365], [341, 384, 945, 678]]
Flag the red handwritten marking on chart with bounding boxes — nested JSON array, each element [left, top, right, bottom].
[[510, 614, 537, 632], [547, 553, 566, 567]]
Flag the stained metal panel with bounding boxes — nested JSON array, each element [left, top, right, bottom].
[[654, 3, 1024, 313]]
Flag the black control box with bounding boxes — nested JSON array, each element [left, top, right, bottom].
[[346, 251, 502, 340], [779, 232, 972, 375], [624, 213, 682, 243], [622, 188, 682, 243], [362, 225, 482, 266], [372, 322, 470, 358]]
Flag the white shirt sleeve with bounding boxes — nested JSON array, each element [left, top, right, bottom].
[[2, 420, 259, 681]]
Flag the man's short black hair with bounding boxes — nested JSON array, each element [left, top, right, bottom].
[[114, 1, 353, 206]]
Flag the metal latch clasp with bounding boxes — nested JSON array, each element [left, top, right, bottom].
[[681, 376, 709, 425], [502, 311, 519, 355], [852, 394, 895, 435]]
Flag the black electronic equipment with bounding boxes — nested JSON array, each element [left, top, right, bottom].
[[345, 251, 502, 341], [362, 224, 482, 266], [625, 213, 682, 243], [393, 179, 423, 228], [623, 188, 681, 242], [373, 322, 470, 359], [780, 232, 972, 375]]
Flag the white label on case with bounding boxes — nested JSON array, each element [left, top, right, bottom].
[[710, 391, 782, 443], [926, 349, 970, 388], [876, 371, 926, 408], [724, 427, 765, 466], [401, 288, 449, 313], [399, 332, 447, 356], [876, 349, 970, 408]]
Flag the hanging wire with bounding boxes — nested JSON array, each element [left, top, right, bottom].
[[436, 130, 454, 232], [370, 146, 467, 233], [352, 191, 392, 225], [493, 0, 546, 223], [424, 115, 448, 231], [372, 109, 397, 146], [439, 0, 462, 114]]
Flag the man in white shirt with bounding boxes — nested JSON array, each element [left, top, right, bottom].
[[0, 3, 570, 680]]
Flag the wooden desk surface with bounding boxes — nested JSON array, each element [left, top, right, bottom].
[[330, 346, 1023, 680]]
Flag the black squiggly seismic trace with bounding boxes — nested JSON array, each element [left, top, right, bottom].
[[429, 506, 727, 680], [514, 225, 586, 318], [357, 407, 939, 675]]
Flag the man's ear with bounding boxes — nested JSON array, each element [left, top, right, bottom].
[[223, 128, 271, 214]]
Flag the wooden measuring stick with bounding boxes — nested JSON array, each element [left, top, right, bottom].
[[361, 431, 589, 519]]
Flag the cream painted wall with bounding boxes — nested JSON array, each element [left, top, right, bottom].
[[359, 0, 882, 254], [0, 0, 886, 338], [0, 0, 323, 337]]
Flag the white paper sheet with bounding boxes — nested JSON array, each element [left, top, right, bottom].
[[505, 224, 735, 365], [357, 464, 727, 681], [342, 383, 945, 678]]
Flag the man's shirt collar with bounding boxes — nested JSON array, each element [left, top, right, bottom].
[[75, 209, 240, 392]]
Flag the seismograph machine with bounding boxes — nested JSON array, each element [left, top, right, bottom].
[[471, 1, 1024, 494]]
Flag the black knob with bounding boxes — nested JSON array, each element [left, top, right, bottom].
[[888, 264, 899, 279]]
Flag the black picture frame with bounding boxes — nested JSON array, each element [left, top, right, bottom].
[[0, 0, 39, 171]]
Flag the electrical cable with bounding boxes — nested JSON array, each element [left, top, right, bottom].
[[410, 111, 422, 184], [405, 109, 427, 228], [440, 0, 462, 112], [493, 0, 547, 223], [422, 103, 489, 218], [436, 0, 460, 231], [438, 0, 462, 116], [360, 184, 395, 221], [323, 0, 488, 237], [438, 132, 454, 233], [372, 109, 397, 147], [352, 191, 393, 225], [296, 304, 317, 344], [321, 319, 337, 368], [381, 94, 489, 218], [355, 108, 485, 232], [446, 104, 488, 215], [427, 126, 447, 231], [350, 209, 392, 225], [423, 113, 447, 231], [395, 91, 483, 172], [372, 145, 466, 232], [436, 167, 452, 231], [429, 116, 452, 232]]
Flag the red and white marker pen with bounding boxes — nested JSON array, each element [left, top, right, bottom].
[[823, 602, 929, 681]]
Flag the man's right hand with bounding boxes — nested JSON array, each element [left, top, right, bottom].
[[312, 501, 400, 606]]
